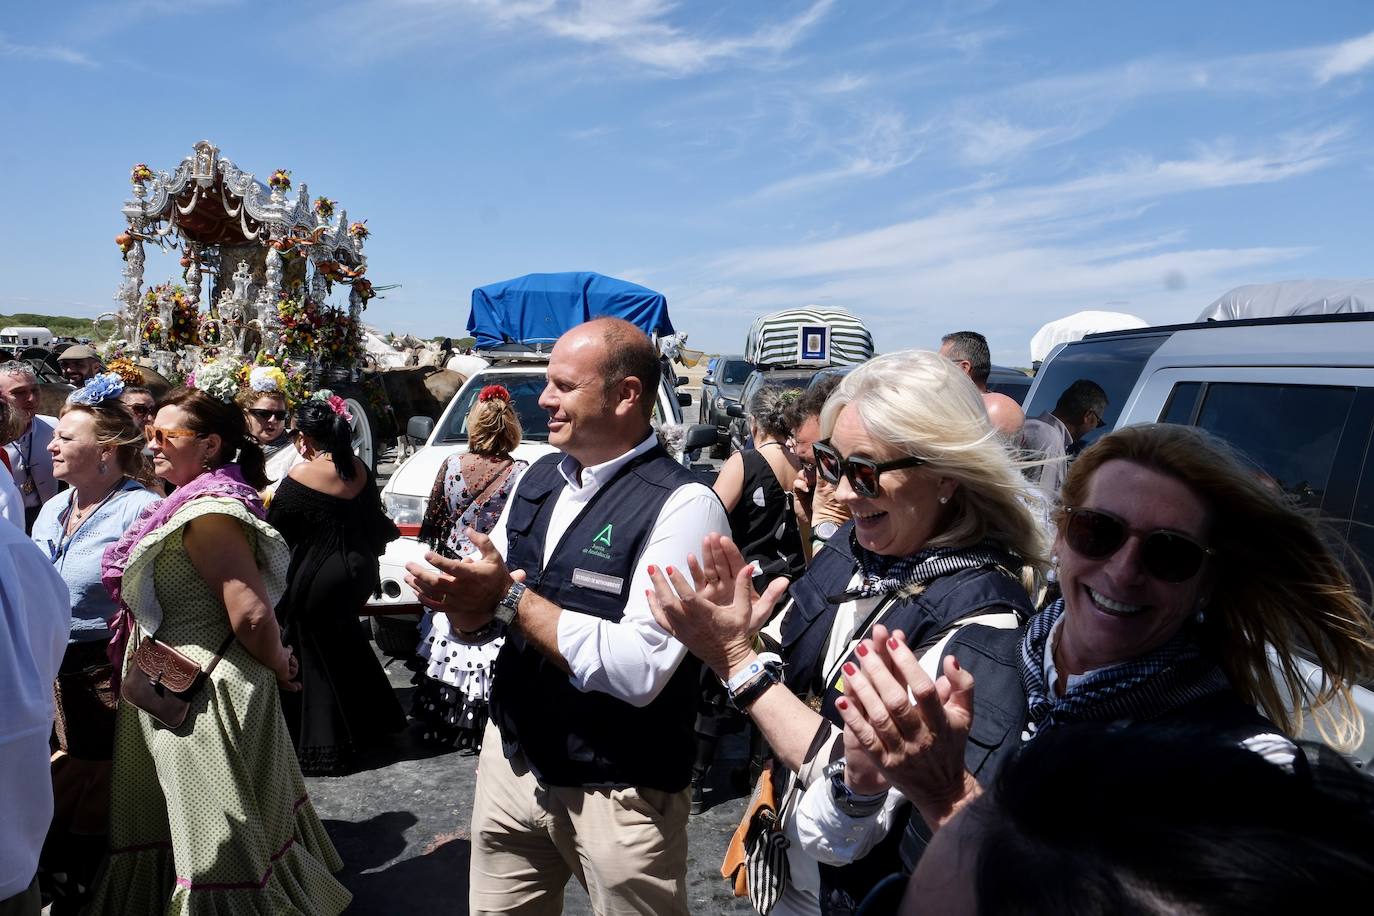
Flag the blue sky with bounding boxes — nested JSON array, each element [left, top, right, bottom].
[[3, 1, 1373, 365]]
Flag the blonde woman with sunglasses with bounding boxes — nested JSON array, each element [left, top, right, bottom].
[[829, 423, 1374, 912], [88, 384, 350, 915], [646, 350, 1047, 916]]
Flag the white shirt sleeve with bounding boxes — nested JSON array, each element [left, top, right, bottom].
[[557, 483, 728, 706], [794, 778, 907, 865], [0, 462, 23, 531]]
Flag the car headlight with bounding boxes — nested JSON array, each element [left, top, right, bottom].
[[715, 396, 728, 410], [382, 492, 429, 526]]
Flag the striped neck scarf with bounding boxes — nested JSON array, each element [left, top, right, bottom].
[[1018, 599, 1229, 738], [848, 531, 1020, 599]]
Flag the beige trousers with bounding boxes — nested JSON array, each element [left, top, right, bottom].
[[469, 721, 690, 916]]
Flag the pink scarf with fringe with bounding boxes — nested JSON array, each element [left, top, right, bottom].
[[102, 465, 266, 681]]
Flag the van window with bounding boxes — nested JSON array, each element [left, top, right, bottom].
[[1159, 382, 1202, 425], [1180, 382, 1357, 511], [1023, 334, 1170, 450]]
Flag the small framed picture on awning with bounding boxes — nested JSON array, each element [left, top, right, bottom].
[[797, 324, 830, 365]]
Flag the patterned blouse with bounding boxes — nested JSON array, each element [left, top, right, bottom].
[[418, 453, 528, 559]]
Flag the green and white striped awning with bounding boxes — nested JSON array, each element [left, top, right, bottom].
[[745, 306, 874, 367]]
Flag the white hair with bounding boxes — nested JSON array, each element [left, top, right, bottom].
[[820, 349, 1049, 587], [0, 360, 38, 383]]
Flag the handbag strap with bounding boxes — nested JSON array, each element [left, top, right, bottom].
[[202, 632, 236, 677]]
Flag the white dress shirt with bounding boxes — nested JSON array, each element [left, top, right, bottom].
[[0, 519, 70, 899], [4, 415, 58, 509], [487, 433, 728, 707]]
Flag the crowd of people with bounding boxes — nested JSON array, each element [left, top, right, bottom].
[[4, 317, 1374, 915]]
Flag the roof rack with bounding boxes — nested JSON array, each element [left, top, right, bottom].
[[1082, 310, 1374, 342]]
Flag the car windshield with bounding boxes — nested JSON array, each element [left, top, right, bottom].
[[721, 360, 755, 385], [1022, 334, 1169, 449], [438, 371, 550, 443]]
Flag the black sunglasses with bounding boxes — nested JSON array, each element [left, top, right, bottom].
[[1062, 507, 1214, 583], [812, 439, 926, 498], [247, 408, 288, 422]]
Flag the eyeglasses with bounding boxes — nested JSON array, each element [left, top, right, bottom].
[[1062, 507, 1214, 583], [127, 404, 154, 418], [145, 426, 204, 448], [247, 408, 288, 422], [812, 439, 926, 498]]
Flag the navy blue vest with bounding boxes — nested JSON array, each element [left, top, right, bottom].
[[777, 525, 1036, 916], [491, 445, 708, 791], [780, 522, 1035, 722]]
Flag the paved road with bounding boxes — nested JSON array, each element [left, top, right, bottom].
[[316, 371, 753, 914], [306, 647, 756, 915]]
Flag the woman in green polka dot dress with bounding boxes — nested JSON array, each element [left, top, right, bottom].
[[86, 384, 350, 915]]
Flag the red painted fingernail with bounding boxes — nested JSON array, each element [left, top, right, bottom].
[[666, 566, 677, 576], [647, 565, 657, 576], [856, 643, 870, 658], [842, 662, 857, 677], [952, 656, 962, 671], [887, 637, 899, 650], [835, 697, 849, 710]]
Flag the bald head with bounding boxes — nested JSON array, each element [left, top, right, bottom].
[[982, 391, 1025, 442], [583, 317, 660, 421]]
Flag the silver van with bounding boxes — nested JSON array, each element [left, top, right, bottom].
[[1024, 313, 1374, 766]]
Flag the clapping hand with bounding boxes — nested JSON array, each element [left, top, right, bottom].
[[834, 624, 982, 830], [646, 533, 788, 679], [404, 528, 518, 632]]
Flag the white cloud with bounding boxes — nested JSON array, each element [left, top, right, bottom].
[[370, 0, 834, 75], [814, 72, 869, 94], [667, 134, 1339, 360], [753, 109, 922, 198], [1315, 29, 1374, 84], [0, 32, 95, 67]]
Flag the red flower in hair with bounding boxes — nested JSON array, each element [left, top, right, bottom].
[[478, 384, 510, 402]]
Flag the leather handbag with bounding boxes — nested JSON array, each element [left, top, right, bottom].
[[121, 632, 234, 729]]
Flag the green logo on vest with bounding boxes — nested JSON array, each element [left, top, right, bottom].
[[584, 523, 615, 560]]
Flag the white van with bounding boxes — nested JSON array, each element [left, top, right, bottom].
[[0, 326, 54, 348]]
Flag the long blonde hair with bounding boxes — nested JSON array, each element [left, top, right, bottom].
[[1058, 424, 1374, 751], [819, 350, 1049, 592]]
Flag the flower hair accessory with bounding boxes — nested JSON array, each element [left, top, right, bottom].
[[192, 358, 243, 404], [248, 365, 288, 395], [478, 384, 510, 403], [105, 357, 144, 387], [311, 388, 354, 423], [67, 372, 126, 406]]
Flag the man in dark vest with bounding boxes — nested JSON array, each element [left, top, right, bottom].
[[406, 318, 727, 916]]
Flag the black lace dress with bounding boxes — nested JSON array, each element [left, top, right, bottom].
[[268, 473, 406, 775]]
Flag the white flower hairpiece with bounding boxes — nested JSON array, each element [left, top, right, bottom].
[[190, 358, 242, 404]]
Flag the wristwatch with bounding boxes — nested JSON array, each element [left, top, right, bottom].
[[825, 759, 888, 818], [493, 580, 526, 629], [724, 652, 786, 711]]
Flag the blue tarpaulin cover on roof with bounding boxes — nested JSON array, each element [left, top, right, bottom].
[[467, 272, 673, 349]]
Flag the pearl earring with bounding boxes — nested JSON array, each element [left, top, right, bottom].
[[939, 495, 950, 504]]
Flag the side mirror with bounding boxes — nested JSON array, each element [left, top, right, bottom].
[[702, 374, 715, 385], [677, 392, 692, 407], [406, 415, 435, 442], [726, 403, 745, 419], [676, 375, 688, 386], [683, 423, 720, 451]]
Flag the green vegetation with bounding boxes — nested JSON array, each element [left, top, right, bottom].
[[0, 312, 107, 340]]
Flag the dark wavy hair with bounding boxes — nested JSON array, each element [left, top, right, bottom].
[[294, 399, 356, 480], [159, 387, 269, 489]]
